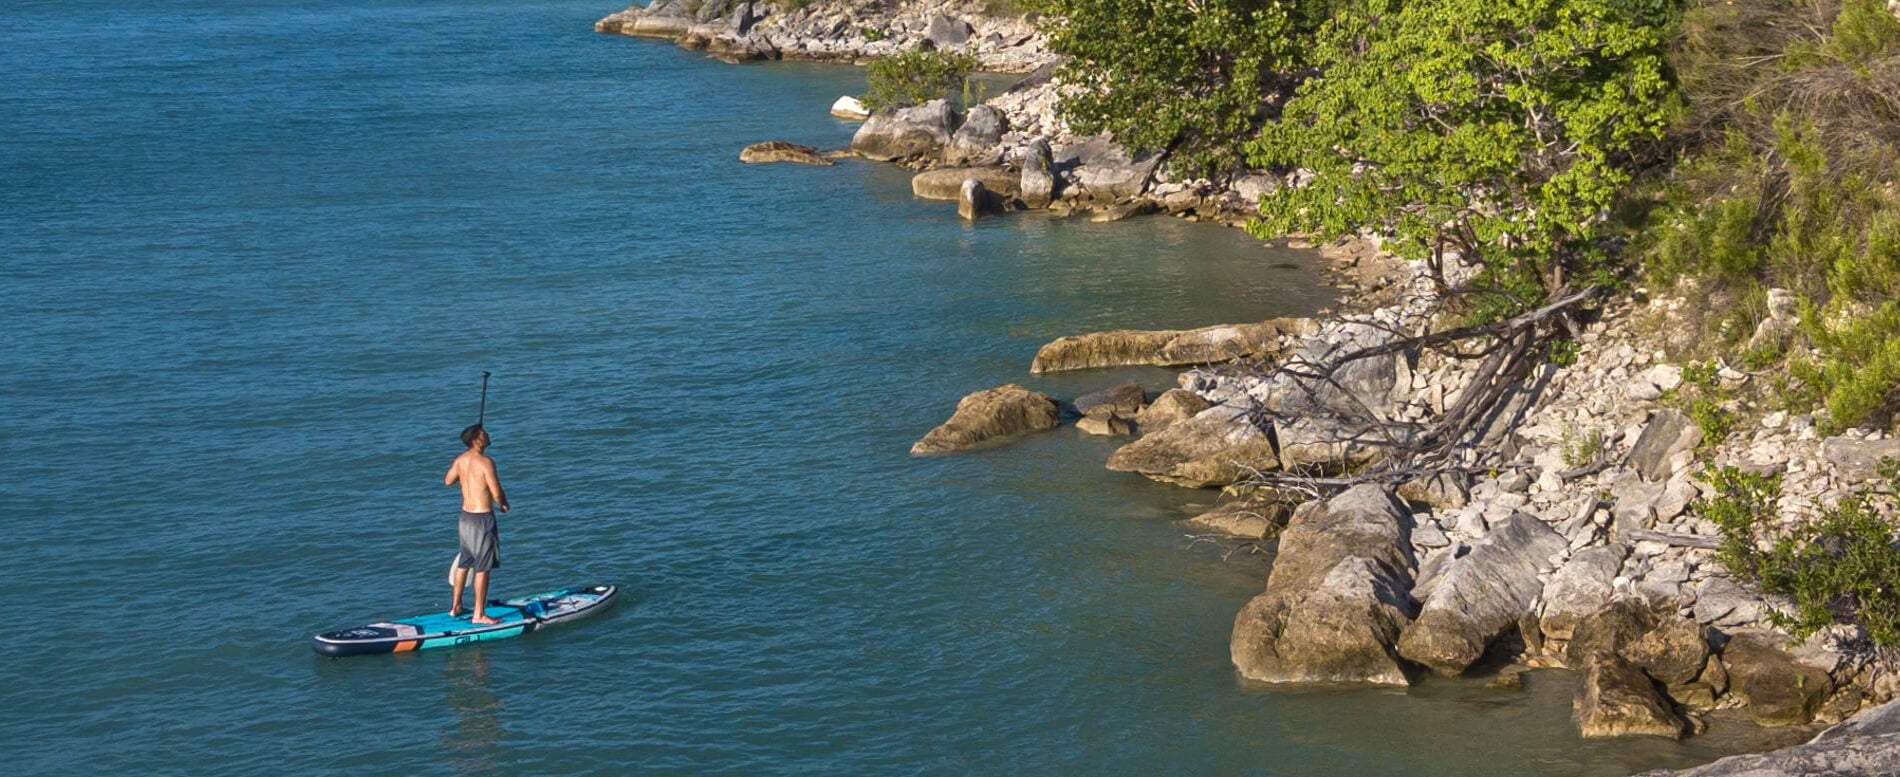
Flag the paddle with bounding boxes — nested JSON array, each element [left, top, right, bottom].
[[477, 370, 491, 425]]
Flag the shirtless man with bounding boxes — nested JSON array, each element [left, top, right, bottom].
[[445, 424, 509, 624]]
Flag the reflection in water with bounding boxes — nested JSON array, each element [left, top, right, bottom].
[[442, 650, 503, 775]]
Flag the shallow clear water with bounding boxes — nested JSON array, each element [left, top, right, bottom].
[[4, 1, 1739, 774]]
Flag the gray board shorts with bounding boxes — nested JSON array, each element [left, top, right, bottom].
[[453, 510, 501, 572]]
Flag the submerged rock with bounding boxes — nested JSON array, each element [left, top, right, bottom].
[[1575, 653, 1687, 739], [1184, 500, 1290, 540], [738, 141, 831, 166], [1075, 413, 1133, 436], [1230, 485, 1417, 685], [1105, 405, 1278, 487], [910, 384, 1058, 455], [1397, 513, 1565, 676], [1073, 382, 1146, 418], [912, 166, 1020, 200]]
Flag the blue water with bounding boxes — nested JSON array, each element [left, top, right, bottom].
[[4, 1, 1738, 775]]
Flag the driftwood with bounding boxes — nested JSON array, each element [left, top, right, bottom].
[[1232, 286, 1604, 493], [1625, 529, 1723, 550]]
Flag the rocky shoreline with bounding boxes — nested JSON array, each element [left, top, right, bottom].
[[597, 2, 1900, 773]]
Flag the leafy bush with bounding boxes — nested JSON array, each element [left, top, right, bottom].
[[862, 48, 979, 111], [1702, 461, 1900, 645], [1636, 0, 1900, 429]]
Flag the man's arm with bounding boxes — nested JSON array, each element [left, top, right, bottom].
[[445, 460, 460, 486], [484, 458, 509, 512]]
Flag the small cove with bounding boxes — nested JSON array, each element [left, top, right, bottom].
[[1, 0, 1756, 774]]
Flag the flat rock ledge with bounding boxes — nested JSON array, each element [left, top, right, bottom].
[[1231, 485, 1417, 685], [1105, 404, 1277, 488], [1630, 699, 1900, 776], [1030, 317, 1316, 374], [910, 384, 1057, 455], [739, 140, 831, 166], [1184, 500, 1290, 540], [912, 166, 1021, 200]]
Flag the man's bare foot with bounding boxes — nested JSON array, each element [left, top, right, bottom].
[[449, 608, 463, 618], [471, 615, 499, 625]]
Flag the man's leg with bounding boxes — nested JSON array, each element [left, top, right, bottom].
[[471, 571, 496, 624], [449, 565, 469, 617]]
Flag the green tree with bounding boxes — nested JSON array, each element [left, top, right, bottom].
[[1043, 0, 1327, 180], [863, 48, 980, 111], [1249, 0, 1680, 316]]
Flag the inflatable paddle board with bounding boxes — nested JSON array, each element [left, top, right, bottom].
[[312, 584, 617, 657]]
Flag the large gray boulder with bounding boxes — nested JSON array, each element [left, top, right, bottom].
[[851, 100, 958, 161], [956, 178, 996, 220], [1629, 699, 1900, 776], [1537, 544, 1628, 643], [1054, 135, 1162, 202], [945, 105, 1006, 166], [1397, 513, 1565, 675], [910, 384, 1058, 455], [1626, 408, 1702, 481], [1822, 435, 1900, 481], [925, 15, 972, 48], [1231, 485, 1417, 685], [1105, 405, 1278, 487], [1073, 382, 1146, 418], [1020, 138, 1056, 208]]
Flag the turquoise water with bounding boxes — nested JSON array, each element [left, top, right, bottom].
[[3, 1, 1737, 774]]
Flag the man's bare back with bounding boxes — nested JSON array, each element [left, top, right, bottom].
[[445, 425, 508, 624], [446, 447, 508, 514]]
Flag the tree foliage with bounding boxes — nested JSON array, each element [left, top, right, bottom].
[[1248, 0, 1679, 316], [1042, 0, 1326, 180]]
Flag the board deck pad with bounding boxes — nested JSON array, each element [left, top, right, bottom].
[[312, 584, 617, 657]]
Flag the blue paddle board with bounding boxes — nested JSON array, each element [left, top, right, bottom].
[[312, 584, 617, 657]]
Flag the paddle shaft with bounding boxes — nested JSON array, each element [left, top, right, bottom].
[[477, 371, 491, 424]]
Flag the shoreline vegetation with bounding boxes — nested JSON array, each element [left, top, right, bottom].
[[596, 1, 1900, 772]]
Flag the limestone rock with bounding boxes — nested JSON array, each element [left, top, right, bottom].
[[1537, 544, 1628, 642], [1020, 137, 1055, 208], [1135, 389, 1211, 434], [1398, 513, 1566, 675], [956, 178, 996, 220], [851, 100, 957, 162], [1184, 500, 1290, 540], [1275, 415, 1388, 472], [738, 141, 831, 166], [910, 384, 1058, 455], [1074, 382, 1146, 418], [1053, 135, 1162, 202], [1231, 485, 1417, 685], [1626, 409, 1703, 481], [945, 105, 1006, 166], [1628, 699, 1900, 776], [925, 15, 972, 48], [1563, 600, 1651, 668], [829, 95, 870, 120], [1575, 653, 1687, 739], [1724, 632, 1835, 726], [1626, 612, 1711, 688], [912, 166, 1020, 200], [1029, 318, 1312, 373], [1075, 414, 1133, 436], [1822, 436, 1900, 482], [1087, 200, 1158, 223], [1105, 405, 1278, 487], [1397, 472, 1471, 510]]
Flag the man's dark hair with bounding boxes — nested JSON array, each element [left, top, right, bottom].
[[460, 424, 485, 449]]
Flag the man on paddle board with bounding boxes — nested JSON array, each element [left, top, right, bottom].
[[445, 424, 509, 624]]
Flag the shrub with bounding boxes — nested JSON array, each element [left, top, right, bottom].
[[862, 48, 979, 111], [1702, 461, 1900, 645]]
